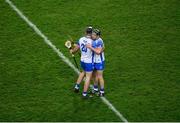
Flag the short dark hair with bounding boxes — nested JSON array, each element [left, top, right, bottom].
[[93, 29, 101, 36], [86, 26, 93, 34]]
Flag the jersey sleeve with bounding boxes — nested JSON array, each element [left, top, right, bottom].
[[92, 41, 96, 48], [96, 40, 103, 48]]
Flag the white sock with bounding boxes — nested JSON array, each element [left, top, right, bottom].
[[83, 92, 87, 96]]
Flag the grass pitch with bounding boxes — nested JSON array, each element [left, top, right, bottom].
[[0, 0, 180, 121]]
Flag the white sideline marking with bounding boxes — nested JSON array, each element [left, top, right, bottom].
[[101, 97, 128, 123], [5, 0, 79, 75], [5, 0, 128, 122]]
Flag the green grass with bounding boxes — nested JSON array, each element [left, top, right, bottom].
[[0, 0, 180, 121]]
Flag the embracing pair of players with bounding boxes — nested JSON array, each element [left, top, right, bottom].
[[70, 27, 105, 98]]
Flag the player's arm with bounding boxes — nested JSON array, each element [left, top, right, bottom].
[[86, 40, 104, 55], [86, 44, 102, 55], [70, 44, 79, 54], [65, 40, 80, 54]]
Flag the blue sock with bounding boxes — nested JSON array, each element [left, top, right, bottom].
[[94, 85, 98, 91], [83, 92, 87, 96], [100, 88, 104, 93]]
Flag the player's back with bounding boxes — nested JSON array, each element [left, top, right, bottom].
[[78, 36, 93, 63]]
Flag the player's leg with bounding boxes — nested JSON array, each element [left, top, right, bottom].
[[96, 70, 105, 96], [76, 71, 85, 85], [93, 70, 99, 93], [88, 70, 99, 96], [94, 61, 105, 96], [74, 71, 85, 92], [82, 63, 93, 98], [74, 61, 85, 93], [82, 71, 92, 97]]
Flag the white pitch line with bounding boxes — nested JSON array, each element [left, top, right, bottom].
[[5, 0, 128, 122], [4, 0, 79, 75], [101, 97, 128, 123]]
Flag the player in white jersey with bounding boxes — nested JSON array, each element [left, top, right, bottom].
[[70, 27, 94, 98], [86, 29, 105, 96]]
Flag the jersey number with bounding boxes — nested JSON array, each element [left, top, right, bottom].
[[81, 44, 87, 52]]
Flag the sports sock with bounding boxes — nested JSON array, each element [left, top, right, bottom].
[[100, 88, 104, 94], [75, 83, 80, 89], [82, 92, 87, 96], [93, 85, 98, 91]]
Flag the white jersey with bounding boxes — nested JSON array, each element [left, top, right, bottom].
[[77, 36, 93, 63], [92, 38, 105, 63]]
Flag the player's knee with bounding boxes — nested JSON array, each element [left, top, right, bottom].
[[97, 73, 103, 79]]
